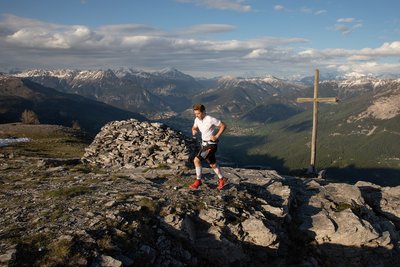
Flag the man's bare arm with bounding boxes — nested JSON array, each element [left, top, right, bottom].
[[192, 126, 199, 136], [211, 121, 226, 141]]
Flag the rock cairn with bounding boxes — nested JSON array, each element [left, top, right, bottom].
[[82, 119, 196, 169]]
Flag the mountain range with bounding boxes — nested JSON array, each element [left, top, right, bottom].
[[0, 75, 145, 134], [4, 68, 400, 183], [12, 68, 205, 117]]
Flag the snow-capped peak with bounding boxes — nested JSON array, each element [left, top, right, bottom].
[[72, 69, 117, 81], [156, 67, 193, 80], [344, 72, 368, 80], [261, 74, 284, 84], [113, 67, 137, 78], [14, 69, 77, 79], [218, 75, 237, 82]]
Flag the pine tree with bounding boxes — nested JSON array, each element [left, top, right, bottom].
[[20, 110, 40, 124]]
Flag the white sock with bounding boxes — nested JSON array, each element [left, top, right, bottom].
[[213, 165, 224, 179], [195, 166, 202, 180]]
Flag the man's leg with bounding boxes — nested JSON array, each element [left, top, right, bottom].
[[210, 162, 223, 179], [210, 162, 227, 189], [189, 156, 202, 189], [194, 157, 202, 179]]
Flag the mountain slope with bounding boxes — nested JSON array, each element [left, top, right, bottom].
[[15, 68, 206, 116], [0, 75, 145, 133], [221, 84, 400, 184], [192, 75, 306, 120]]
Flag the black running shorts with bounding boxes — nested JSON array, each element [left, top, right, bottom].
[[196, 144, 217, 164]]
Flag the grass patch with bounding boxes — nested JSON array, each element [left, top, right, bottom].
[[165, 175, 192, 188], [11, 233, 80, 267], [137, 197, 158, 213], [25, 174, 51, 186], [39, 203, 73, 223], [13, 233, 53, 266], [334, 202, 352, 212], [142, 163, 171, 173], [45, 185, 92, 199], [14, 137, 87, 158], [153, 163, 171, 170], [41, 238, 72, 266], [0, 123, 91, 159], [108, 173, 132, 182], [70, 163, 96, 174], [97, 235, 115, 253]]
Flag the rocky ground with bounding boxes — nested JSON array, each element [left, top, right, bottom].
[[0, 123, 399, 266]]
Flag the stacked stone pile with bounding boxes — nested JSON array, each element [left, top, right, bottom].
[[82, 119, 196, 169]]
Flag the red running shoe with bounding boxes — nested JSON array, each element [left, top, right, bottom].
[[217, 177, 227, 190], [189, 179, 202, 189]]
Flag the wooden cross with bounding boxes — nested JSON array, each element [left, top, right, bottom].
[[297, 69, 338, 174]]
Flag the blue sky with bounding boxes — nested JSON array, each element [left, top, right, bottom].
[[0, 0, 399, 78]]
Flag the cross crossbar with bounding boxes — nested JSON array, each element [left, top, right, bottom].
[[297, 97, 338, 103], [296, 69, 339, 174]]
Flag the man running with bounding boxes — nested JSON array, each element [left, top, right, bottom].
[[189, 104, 227, 190]]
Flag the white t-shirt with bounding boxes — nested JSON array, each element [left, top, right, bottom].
[[193, 115, 221, 141]]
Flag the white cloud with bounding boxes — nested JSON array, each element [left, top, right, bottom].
[[339, 61, 400, 75], [0, 15, 308, 75], [297, 41, 400, 75], [337, 18, 355, 23], [315, 10, 327, 15], [274, 5, 285, 12], [334, 23, 363, 35], [279, 6, 326, 15], [98, 24, 165, 35], [0, 15, 399, 77], [1, 14, 106, 49], [334, 24, 352, 35], [300, 7, 312, 14], [334, 18, 363, 35], [298, 49, 316, 57], [244, 49, 268, 59], [176, 0, 252, 12], [121, 35, 154, 47], [6, 28, 69, 49], [360, 41, 400, 56], [177, 24, 236, 35], [348, 55, 373, 61], [299, 41, 400, 60]]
